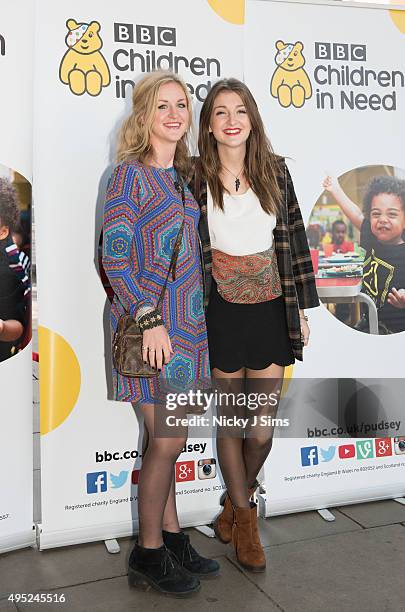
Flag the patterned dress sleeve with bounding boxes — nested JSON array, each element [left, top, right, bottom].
[[285, 164, 319, 310], [102, 162, 154, 318]]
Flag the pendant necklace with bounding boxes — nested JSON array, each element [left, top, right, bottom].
[[221, 164, 244, 192]]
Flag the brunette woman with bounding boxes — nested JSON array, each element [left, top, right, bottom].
[[187, 78, 319, 572]]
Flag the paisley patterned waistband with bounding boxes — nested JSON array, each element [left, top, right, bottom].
[[212, 245, 282, 304]]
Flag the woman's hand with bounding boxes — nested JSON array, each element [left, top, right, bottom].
[[142, 325, 174, 370], [300, 318, 310, 347], [387, 287, 405, 309]]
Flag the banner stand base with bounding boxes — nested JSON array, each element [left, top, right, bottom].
[[258, 490, 405, 519], [0, 527, 36, 555], [317, 508, 336, 522], [194, 525, 215, 538], [37, 508, 220, 550], [257, 493, 269, 518], [105, 539, 120, 554]]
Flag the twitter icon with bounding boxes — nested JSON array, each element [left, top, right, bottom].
[[320, 446, 336, 462], [110, 471, 129, 489]]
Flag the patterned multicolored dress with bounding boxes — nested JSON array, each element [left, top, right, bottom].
[[102, 160, 210, 403]]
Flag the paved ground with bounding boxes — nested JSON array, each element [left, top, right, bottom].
[[1, 292, 404, 611], [1, 499, 405, 611]]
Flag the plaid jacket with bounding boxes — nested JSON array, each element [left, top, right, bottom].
[[186, 157, 319, 361]]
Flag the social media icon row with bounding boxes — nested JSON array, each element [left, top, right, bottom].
[[300, 437, 405, 467], [86, 458, 218, 494], [86, 469, 140, 494], [175, 458, 217, 483]]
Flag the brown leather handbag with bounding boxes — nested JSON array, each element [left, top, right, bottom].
[[112, 179, 185, 378], [112, 313, 159, 378]]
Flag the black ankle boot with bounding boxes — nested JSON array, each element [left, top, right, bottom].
[[128, 542, 200, 597], [162, 530, 220, 578]]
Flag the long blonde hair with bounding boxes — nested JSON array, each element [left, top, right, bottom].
[[117, 71, 193, 177], [198, 78, 282, 215]]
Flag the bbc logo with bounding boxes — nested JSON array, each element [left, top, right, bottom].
[[315, 42, 366, 62], [114, 23, 176, 46]]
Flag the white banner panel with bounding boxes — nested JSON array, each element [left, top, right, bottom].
[[34, 0, 243, 548], [245, 0, 405, 515], [259, 436, 405, 517], [0, 0, 34, 553]]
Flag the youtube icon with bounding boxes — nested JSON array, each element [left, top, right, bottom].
[[338, 444, 355, 459]]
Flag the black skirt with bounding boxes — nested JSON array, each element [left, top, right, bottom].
[[206, 280, 295, 373]]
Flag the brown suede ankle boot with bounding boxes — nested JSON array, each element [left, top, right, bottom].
[[213, 481, 259, 544], [231, 502, 266, 572], [213, 493, 233, 543]]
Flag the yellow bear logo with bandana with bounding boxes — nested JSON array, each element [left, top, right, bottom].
[[59, 19, 110, 97], [270, 40, 312, 108]]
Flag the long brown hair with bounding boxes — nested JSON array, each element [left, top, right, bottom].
[[116, 71, 192, 178], [198, 78, 282, 214]]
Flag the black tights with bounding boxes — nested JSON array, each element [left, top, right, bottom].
[[216, 437, 274, 508], [214, 367, 283, 508], [135, 403, 187, 548]]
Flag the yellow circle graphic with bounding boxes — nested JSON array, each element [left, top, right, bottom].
[[281, 364, 293, 397], [390, 3, 405, 33], [39, 326, 81, 435], [207, 0, 245, 24]]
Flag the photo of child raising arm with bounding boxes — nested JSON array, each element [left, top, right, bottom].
[[323, 173, 405, 334], [0, 177, 29, 361]]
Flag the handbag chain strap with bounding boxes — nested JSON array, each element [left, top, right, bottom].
[[156, 175, 186, 312]]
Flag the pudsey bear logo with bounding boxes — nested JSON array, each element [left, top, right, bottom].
[[270, 40, 312, 108], [59, 19, 111, 96]]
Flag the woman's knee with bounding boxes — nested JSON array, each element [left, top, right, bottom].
[[246, 435, 274, 453], [149, 436, 187, 461]]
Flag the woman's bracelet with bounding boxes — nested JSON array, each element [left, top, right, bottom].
[[300, 315, 309, 322], [138, 309, 163, 332], [135, 305, 155, 323]]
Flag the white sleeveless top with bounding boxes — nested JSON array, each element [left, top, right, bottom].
[[207, 187, 276, 256]]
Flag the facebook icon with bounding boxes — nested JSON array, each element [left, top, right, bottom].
[[87, 471, 107, 494], [300, 446, 319, 467]]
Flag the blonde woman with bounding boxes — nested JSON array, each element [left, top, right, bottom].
[[102, 71, 219, 597]]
